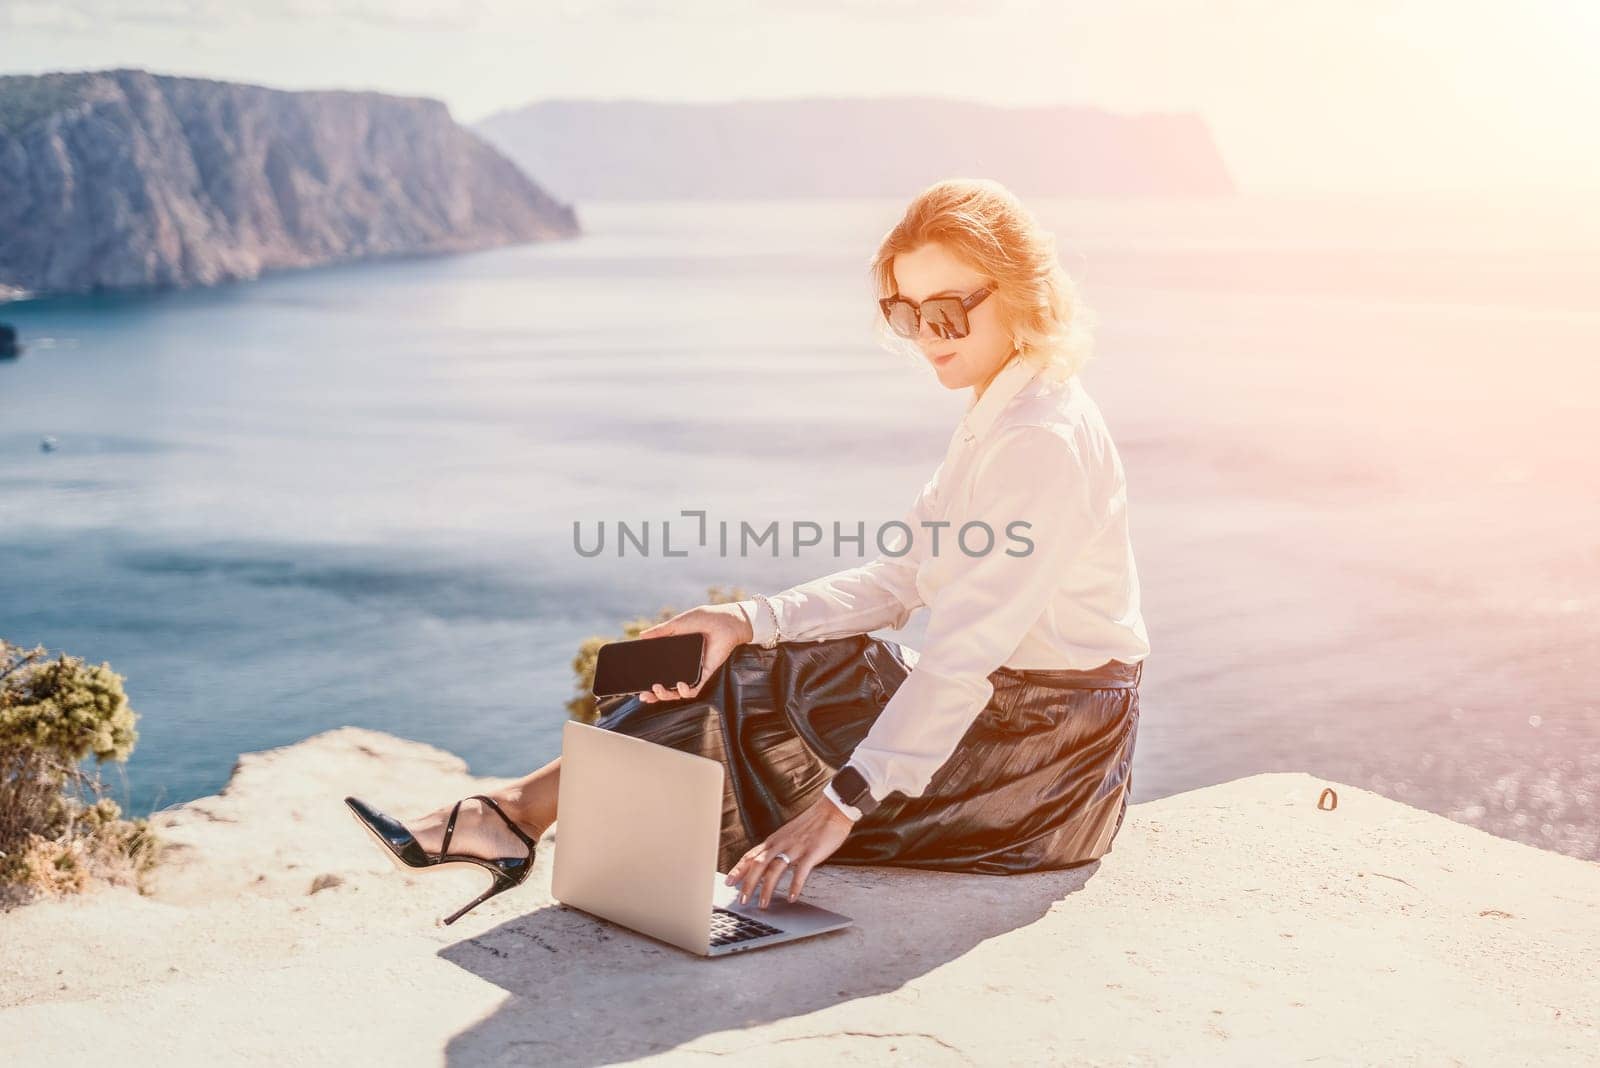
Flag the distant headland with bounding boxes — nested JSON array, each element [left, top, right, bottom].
[[475, 96, 1238, 202]]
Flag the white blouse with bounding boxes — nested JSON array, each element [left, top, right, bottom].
[[735, 351, 1150, 814]]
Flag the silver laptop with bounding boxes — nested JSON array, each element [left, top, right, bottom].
[[551, 719, 854, 956]]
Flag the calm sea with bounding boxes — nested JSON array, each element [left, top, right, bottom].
[[2, 193, 1597, 862]]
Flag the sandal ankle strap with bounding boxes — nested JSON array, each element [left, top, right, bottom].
[[468, 794, 540, 850]]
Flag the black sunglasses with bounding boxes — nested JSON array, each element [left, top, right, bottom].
[[879, 285, 995, 341]]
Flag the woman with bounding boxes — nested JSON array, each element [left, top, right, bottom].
[[346, 178, 1150, 928]]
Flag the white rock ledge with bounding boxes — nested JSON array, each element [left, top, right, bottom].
[[1, 725, 1595, 1065]]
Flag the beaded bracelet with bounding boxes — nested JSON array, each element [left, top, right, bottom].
[[753, 593, 782, 649]]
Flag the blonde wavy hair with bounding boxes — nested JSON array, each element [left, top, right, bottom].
[[868, 178, 1096, 381]]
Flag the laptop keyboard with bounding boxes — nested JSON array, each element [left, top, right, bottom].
[[709, 905, 784, 946]]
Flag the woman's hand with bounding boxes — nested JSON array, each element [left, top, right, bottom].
[[634, 602, 753, 703], [724, 795, 854, 909]]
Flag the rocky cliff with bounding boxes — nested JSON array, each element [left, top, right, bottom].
[[0, 69, 580, 301]]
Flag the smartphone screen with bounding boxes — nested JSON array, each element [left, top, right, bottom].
[[591, 632, 706, 698]]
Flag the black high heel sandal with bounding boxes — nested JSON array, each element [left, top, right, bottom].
[[344, 793, 541, 927]]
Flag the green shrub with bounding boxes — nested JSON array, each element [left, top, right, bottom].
[[0, 639, 160, 907]]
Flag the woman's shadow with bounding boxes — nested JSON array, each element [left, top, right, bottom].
[[436, 853, 1102, 1064]]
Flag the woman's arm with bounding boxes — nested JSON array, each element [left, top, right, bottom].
[[839, 425, 1109, 806], [733, 462, 944, 645]]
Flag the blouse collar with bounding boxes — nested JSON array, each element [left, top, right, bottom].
[[958, 352, 1044, 445]]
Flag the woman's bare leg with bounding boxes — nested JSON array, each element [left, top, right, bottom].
[[404, 755, 561, 860], [489, 754, 562, 833]]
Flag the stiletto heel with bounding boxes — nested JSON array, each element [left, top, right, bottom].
[[441, 871, 520, 927], [344, 793, 541, 926]]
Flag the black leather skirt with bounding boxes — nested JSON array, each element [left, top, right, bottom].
[[593, 634, 1143, 875]]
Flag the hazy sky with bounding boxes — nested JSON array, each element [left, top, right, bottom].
[[2, 0, 1597, 193]]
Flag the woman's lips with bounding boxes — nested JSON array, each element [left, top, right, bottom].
[[932, 352, 956, 365]]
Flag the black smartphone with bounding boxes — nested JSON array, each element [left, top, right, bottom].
[[591, 632, 706, 699]]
